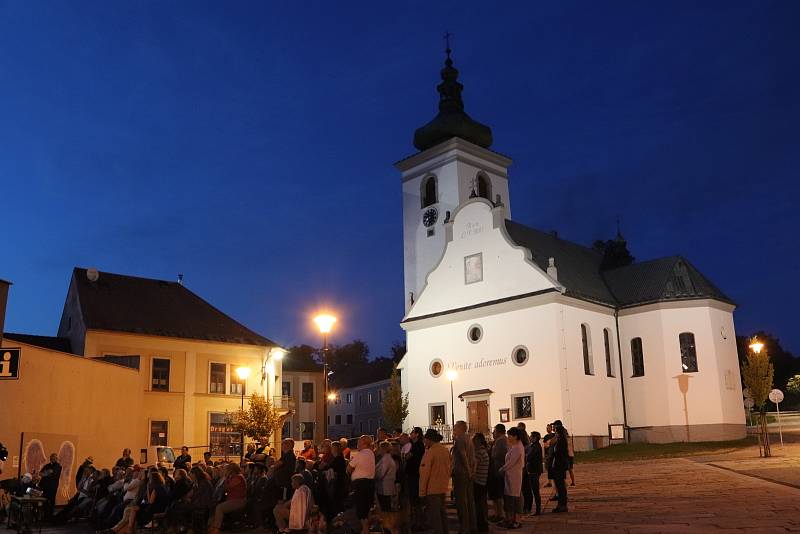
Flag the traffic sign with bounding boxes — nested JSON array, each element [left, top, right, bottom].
[[769, 389, 784, 404], [743, 388, 752, 399], [743, 397, 755, 409]]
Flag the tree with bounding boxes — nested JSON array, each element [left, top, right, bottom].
[[741, 337, 774, 457], [390, 341, 407, 364], [227, 393, 282, 445], [286, 344, 322, 366], [382, 365, 409, 430], [787, 375, 800, 395], [329, 339, 370, 375]]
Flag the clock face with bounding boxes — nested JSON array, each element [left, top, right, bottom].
[[423, 207, 438, 227]]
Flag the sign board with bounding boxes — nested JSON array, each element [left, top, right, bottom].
[[609, 423, 625, 440], [0, 348, 20, 380], [742, 388, 752, 399], [743, 397, 755, 409], [769, 389, 784, 404]]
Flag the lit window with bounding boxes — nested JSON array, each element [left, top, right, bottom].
[[346, 393, 353, 404], [679, 332, 698, 373], [581, 324, 594, 375], [210, 363, 226, 393], [209, 412, 240, 456], [230, 369, 245, 395], [631, 337, 645, 377], [151, 358, 170, 391], [150, 420, 168, 447], [429, 404, 446, 426]]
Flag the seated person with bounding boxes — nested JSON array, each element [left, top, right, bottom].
[[208, 463, 247, 534], [273, 473, 313, 532]]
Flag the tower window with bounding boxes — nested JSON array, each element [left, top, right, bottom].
[[477, 174, 492, 200], [422, 176, 437, 208], [679, 332, 698, 373], [631, 337, 645, 377]]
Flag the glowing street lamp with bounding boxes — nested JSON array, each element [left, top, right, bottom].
[[235, 366, 251, 463], [314, 313, 337, 441], [749, 339, 764, 354], [446, 370, 457, 429], [271, 348, 286, 360], [327, 392, 338, 401]]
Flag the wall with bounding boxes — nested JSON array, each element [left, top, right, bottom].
[[0, 339, 142, 484], [281, 370, 324, 442]]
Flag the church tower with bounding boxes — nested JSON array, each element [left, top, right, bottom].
[[396, 46, 513, 313]]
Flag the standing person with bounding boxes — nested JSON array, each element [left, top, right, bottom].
[[567, 430, 576, 487], [115, 449, 134, 470], [548, 422, 570, 513], [174, 446, 192, 471], [516, 423, 532, 514], [326, 442, 348, 520], [208, 463, 247, 534], [451, 421, 476, 534], [339, 438, 351, 460], [405, 427, 425, 530], [471, 433, 490, 534], [300, 440, 317, 462], [347, 435, 376, 534], [526, 432, 543, 516], [419, 429, 450, 534], [38, 453, 62, 518], [488, 424, 508, 523], [498, 428, 524, 529], [375, 441, 398, 512], [542, 423, 555, 488]]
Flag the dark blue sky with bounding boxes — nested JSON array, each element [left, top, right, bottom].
[[2, 1, 798, 356]]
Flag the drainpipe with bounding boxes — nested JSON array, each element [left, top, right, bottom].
[[614, 309, 629, 443]]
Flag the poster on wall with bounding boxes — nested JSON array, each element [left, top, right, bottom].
[[20, 432, 78, 505]]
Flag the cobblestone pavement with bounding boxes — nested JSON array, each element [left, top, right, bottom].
[[4, 452, 800, 533]]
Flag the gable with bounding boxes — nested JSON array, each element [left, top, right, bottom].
[[405, 199, 559, 319]]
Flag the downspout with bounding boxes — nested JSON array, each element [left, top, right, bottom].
[[614, 309, 629, 443]]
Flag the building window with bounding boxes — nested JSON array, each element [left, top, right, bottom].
[[301, 422, 314, 440], [359, 421, 364, 432], [210, 363, 226, 393], [378, 389, 383, 402], [422, 176, 437, 208], [335, 415, 342, 425], [150, 420, 168, 447], [346, 393, 353, 404], [347, 414, 353, 424], [581, 324, 594, 375], [209, 412, 240, 456], [282, 420, 291, 440], [511, 393, 534, 420], [631, 337, 645, 377], [464, 253, 483, 284], [511, 345, 529, 367], [429, 404, 446, 426], [476, 173, 492, 200], [151, 358, 170, 391], [359, 394, 365, 407], [302, 382, 314, 403], [368, 392, 373, 404], [604, 329, 614, 377], [230, 368, 245, 395], [679, 332, 698, 373], [467, 324, 483, 344], [282, 381, 291, 397]]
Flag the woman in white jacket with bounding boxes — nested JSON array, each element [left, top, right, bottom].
[[374, 441, 397, 512], [498, 427, 525, 529]]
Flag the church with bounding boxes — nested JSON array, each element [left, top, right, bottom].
[[396, 49, 745, 448]]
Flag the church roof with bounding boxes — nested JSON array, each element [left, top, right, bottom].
[[70, 267, 278, 346], [413, 47, 493, 152], [504, 221, 733, 309]]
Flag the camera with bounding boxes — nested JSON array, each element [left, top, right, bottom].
[[0, 442, 8, 462]]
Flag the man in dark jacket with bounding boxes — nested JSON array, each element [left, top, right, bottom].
[[526, 432, 544, 515], [173, 446, 192, 471], [547, 422, 570, 513], [404, 427, 425, 529], [38, 453, 62, 517]]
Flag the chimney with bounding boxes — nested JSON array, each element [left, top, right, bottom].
[[547, 257, 558, 281], [0, 279, 11, 346], [177, 274, 184, 286]]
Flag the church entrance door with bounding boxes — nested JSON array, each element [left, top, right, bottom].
[[467, 400, 489, 435]]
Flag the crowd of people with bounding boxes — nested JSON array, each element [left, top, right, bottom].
[[4, 419, 575, 533]]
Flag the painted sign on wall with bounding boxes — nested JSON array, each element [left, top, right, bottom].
[[0, 348, 20, 380]]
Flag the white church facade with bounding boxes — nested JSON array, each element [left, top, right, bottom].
[[397, 49, 745, 448]]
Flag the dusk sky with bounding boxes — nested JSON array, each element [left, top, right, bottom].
[[2, 1, 798, 357]]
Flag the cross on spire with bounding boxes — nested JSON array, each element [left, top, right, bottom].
[[444, 31, 453, 60]]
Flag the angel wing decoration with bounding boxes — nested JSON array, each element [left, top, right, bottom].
[[57, 441, 75, 501], [23, 439, 47, 477]]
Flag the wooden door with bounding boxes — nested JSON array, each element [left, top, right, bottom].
[[467, 400, 489, 435]]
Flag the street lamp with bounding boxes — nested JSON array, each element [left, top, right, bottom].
[[446, 369, 457, 429], [327, 392, 337, 401], [235, 366, 251, 463], [749, 339, 764, 354], [313, 313, 337, 441]]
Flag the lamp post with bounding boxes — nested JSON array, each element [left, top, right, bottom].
[[313, 313, 337, 441], [235, 366, 251, 464], [446, 370, 457, 430]]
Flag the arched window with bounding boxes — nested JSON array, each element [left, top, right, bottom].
[[422, 176, 437, 208], [679, 332, 698, 372], [603, 328, 614, 377], [631, 337, 645, 377], [581, 324, 593, 375], [477, 174, 491, 200]]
